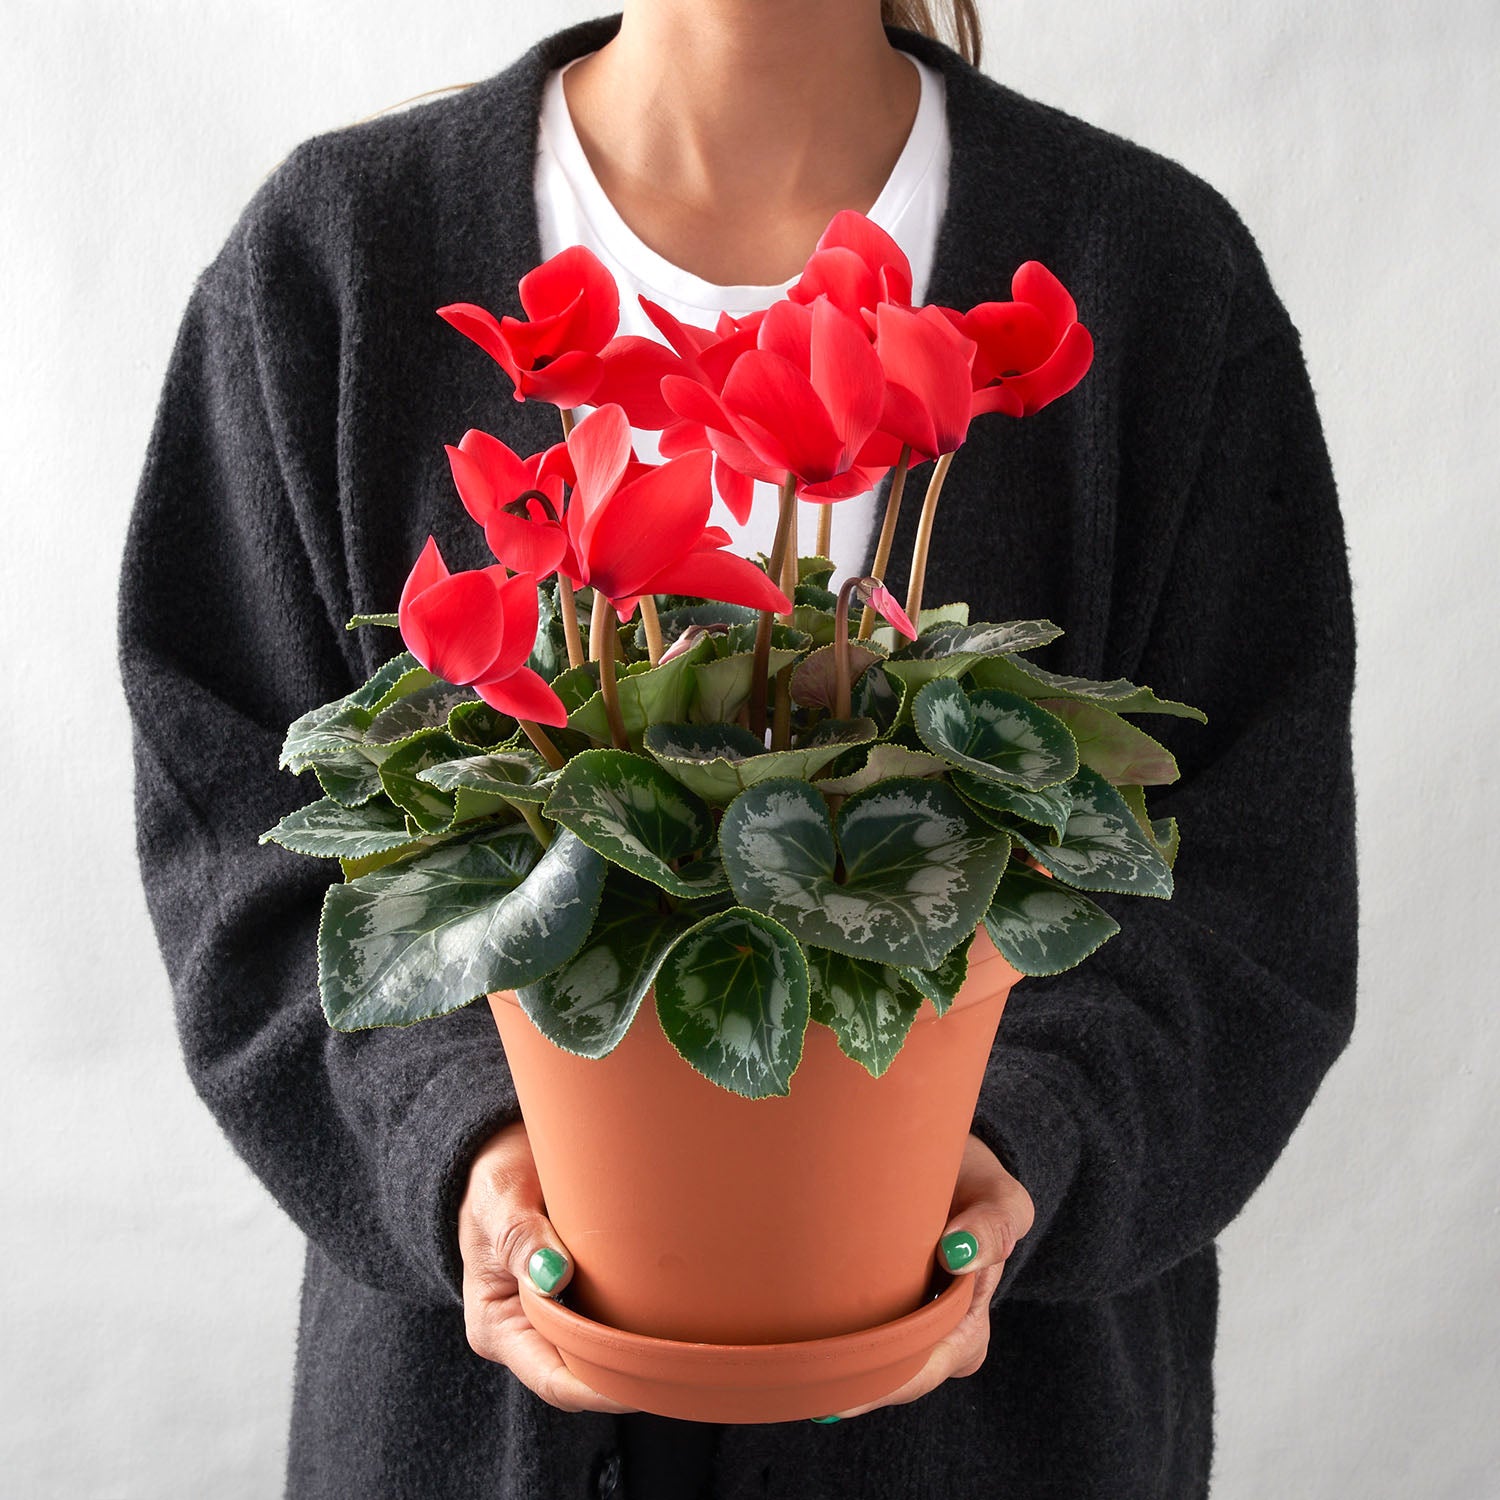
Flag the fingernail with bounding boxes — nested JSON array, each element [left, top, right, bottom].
[[940, 1230, 978, 1272], [810, 1415, 841, 1424], [528, 1246, 568, 1294]]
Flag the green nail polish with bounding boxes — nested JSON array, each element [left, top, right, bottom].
[[528, 1246, 568, 1294], [810, 1415, 841, 1424], [940, 1230, 978, 1272]]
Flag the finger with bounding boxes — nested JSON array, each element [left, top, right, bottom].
[[470, 1294, 639, 1414], [936, 1141, 1036, 1279], [467, 1151, 578, 1302]]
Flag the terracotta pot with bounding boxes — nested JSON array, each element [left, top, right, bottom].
[[487, 922, 1023, 1422]]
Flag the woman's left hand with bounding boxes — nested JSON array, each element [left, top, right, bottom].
[[813, 1132, 1035, 1422]]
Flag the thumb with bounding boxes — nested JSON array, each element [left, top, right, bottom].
[[936, 1157, 1036, 1277], [465, 1128, 576, 1301]]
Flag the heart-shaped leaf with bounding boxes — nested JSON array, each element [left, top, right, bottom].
[[418, 749, 556, 810], [280, 699, 372, 773], [968, 654, 1207, 722], [1009, 766, 1174, 898], [952, 771, 1073, 845], [569, 636, 711, 749], [691, 644, 804, 723], [515, 880, 692, 1059], [653, 907, 810, 1099], [447, 698, 518, 749], [366, 683, 477, 747], [895, 939, 973, 1018], [982, 864, 1120, 975], [788, 641, 886, 712], [913, 679, 1078, 791], [260, 796, 413, 860], [644, 721, 878, 804], [882, 620, 1064, 691], [849, 662, 908, 736], [719, 778, 1011, 968], [318, 827, 606, 1029], [346, 651, 421, 709], [544, 749, 726, 898], [376, 731, 476, 834], [813, 742, 950, 796], [804, 947, 923, 1077], [314, 754, 385, 808], [1035, 699, 1179, 785]]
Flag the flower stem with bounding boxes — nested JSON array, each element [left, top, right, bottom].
[[858, 444, 911, 640], [590, 592, 629, 749], [557, 577, 585, 669], [519, 720, 565, 771], [518, 802, 553, 849], [749, 474, 798, 739], [903, 449, 954, 627], [560, 407, 576, 438], [815, 503, 832, 562], [639, 595, 665, 666], [833, 575, 862, 722]]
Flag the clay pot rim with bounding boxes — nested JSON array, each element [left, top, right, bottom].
[[517, 1267, 974, 1376]]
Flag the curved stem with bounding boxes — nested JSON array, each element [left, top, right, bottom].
[[518, 720, 565, 771], [857, 444, 912, 639], [589, 592, 629, 750], [749, 475, 798, 740], [638, 595, 665, 666], [832, 575, 862, 722], [903, 449, 955, 627]]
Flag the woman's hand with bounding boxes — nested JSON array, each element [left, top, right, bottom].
[[812, 1132, 1035, 1422], [458, 1118, 639, 1413]]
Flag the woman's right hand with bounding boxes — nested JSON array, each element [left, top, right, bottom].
[[458, 1118, 639, 1413]]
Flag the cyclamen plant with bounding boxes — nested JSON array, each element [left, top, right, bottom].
[[265, 211, 1200, 1100]]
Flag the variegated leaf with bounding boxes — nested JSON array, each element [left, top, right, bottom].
[[314, 754, 385, 808], [318, 827, 605, 1029], [516, 881, 691, 1059], [280, 699, 372, 773], [260, 796, 412, 860], [788, 641, 886, 712], [377, 731, 469, 834], [813, 742, 950, 797], [913, 679, 1078, 792], [366, 682, 477, 746], [1010, 766, 1174, 898], [968, 654, 1207, 722], [643, 721, 876, 805], [654, 907, 810, 1099], [570, 636, 711, 749], [1035, 698, 1179, 785], [346, 651, 421, 709], [805, 948, 924, 1077], [543, 749, 726, 898], [719, 778, 1011, 968], [983, 864, 1120, 975], [896, 940, 973, 1017], [881, 619, 1064, 691], [952, 771, 1073, 844]]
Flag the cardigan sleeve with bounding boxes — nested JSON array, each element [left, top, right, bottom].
[[118, 188, 523, 1308], [971, 245, 1359, 1303]]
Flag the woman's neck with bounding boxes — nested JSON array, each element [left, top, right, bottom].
[[560, 0, 922, 287]]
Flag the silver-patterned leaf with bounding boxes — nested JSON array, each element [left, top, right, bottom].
[[913, 679, 1078, 792], [968, 654, 1207, 722], [377, 732, 466, 834], [314, 754, 385, 808], [346, 651, 421, 709], [280, 699, 372, 773], [982, 864, 1120, 975], [952, 771, 1073, 844], [653, 908, 810, 1099], [543, 749, 726, 898], [643, 721, 877, 804], [1010, 766, 1174, 898], [813, 742, 950, 796], [366, 682, 477, 746], [895, 940, 973, 1018], [881, 620, 1064, 691], [805, 948, 923, 1077], [1035, 698, 1179, 786], [260, 796, 413, 860], [318, 827, 606, 1029], [719, 777, 1011, 968]]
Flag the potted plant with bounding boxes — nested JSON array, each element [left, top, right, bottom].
[[263, 213, 1198, 1422]]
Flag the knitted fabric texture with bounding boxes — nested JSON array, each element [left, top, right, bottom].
[[118, 14, 1358, 1499]]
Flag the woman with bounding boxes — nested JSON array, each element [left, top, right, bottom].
[[119, 5, 1357, 1498]]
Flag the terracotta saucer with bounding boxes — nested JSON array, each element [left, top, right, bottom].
[[517, 1268, 975, 1424]]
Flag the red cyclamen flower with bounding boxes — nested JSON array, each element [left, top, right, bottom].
[[444, 429, 575, 580], [870, 302, 977, 461], [398, 537, 567, 726]]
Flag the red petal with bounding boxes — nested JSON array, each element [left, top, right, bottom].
[[866, 581, 917, 639], [436, 304, 521, 386], [642, 547, 792, 614], [398, 535, 450, 630], [483, 512, 569, 578], [517, 245, 620, 353], [445, 444, 497, 525], [401, 569, 507, 685], [808, 296, 886, 462], [582, 451, 714, 599], [637, 295, 716, 361], [873, 303, 975, 453], [566, 402, 634, 532], [1005, 321, 1094, 415], [713, 455, 756, 524], [593, 335, 686, 429], [756, 298, 814, 371], [487, 570, 542, 680], [514, 350, 605, 408], [1012, 260, 1077, 332], [815, 209, 913, 305], [721, 349, 844, 481], [791, 245, 881, 319], [475, 665, 570, 728], [875, 378, 938, 460]]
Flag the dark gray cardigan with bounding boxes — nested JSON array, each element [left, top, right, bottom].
[[118, 14, 1358, 1498]]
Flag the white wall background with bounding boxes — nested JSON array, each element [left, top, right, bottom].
[[3, 1, 1496, 1494]]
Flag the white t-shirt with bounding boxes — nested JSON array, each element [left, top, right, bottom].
[[534, 49, 950, 588]]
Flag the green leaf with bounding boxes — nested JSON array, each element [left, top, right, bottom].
[[813, 742, 950, 796], [983, 864, 1120, 975], [804, 948, 923, 1078], [797, 555, 836, 588], [719, 777, 1011, 968], [569, 636, 711, 749], [968, 654, 1207, 722], [1117, 785, 1181, 871], [346, 651, 421, 710], [690, 645, 803, 724], [913, 679, 1078, 792], [653, 907, 810, 1099], [366, 683, 476, 746], [314, 754, 385, 808], [280, 699, 373, 773], [515, 880, 691, 1059], [849, 662, 907, 735], [655, 601, 761, 637], [643, 720, 877, 804], [377, 732, 468, 834], [418, 750, 552, 801], [882, 620, 1064, 691], [790, 605, 838, 646], [788, 641, 886, 712], [318, 827, 606, 1029], [1035, 698, 1179, 786], [896, 941, 972, 1018], [447, 698, 517, 749], [952, 772, 1073, 844], [345, 612, 400, 631], [543, 749, 727, 898], [260, 796, 414, 859], [1009, 766, 1174, 898]]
